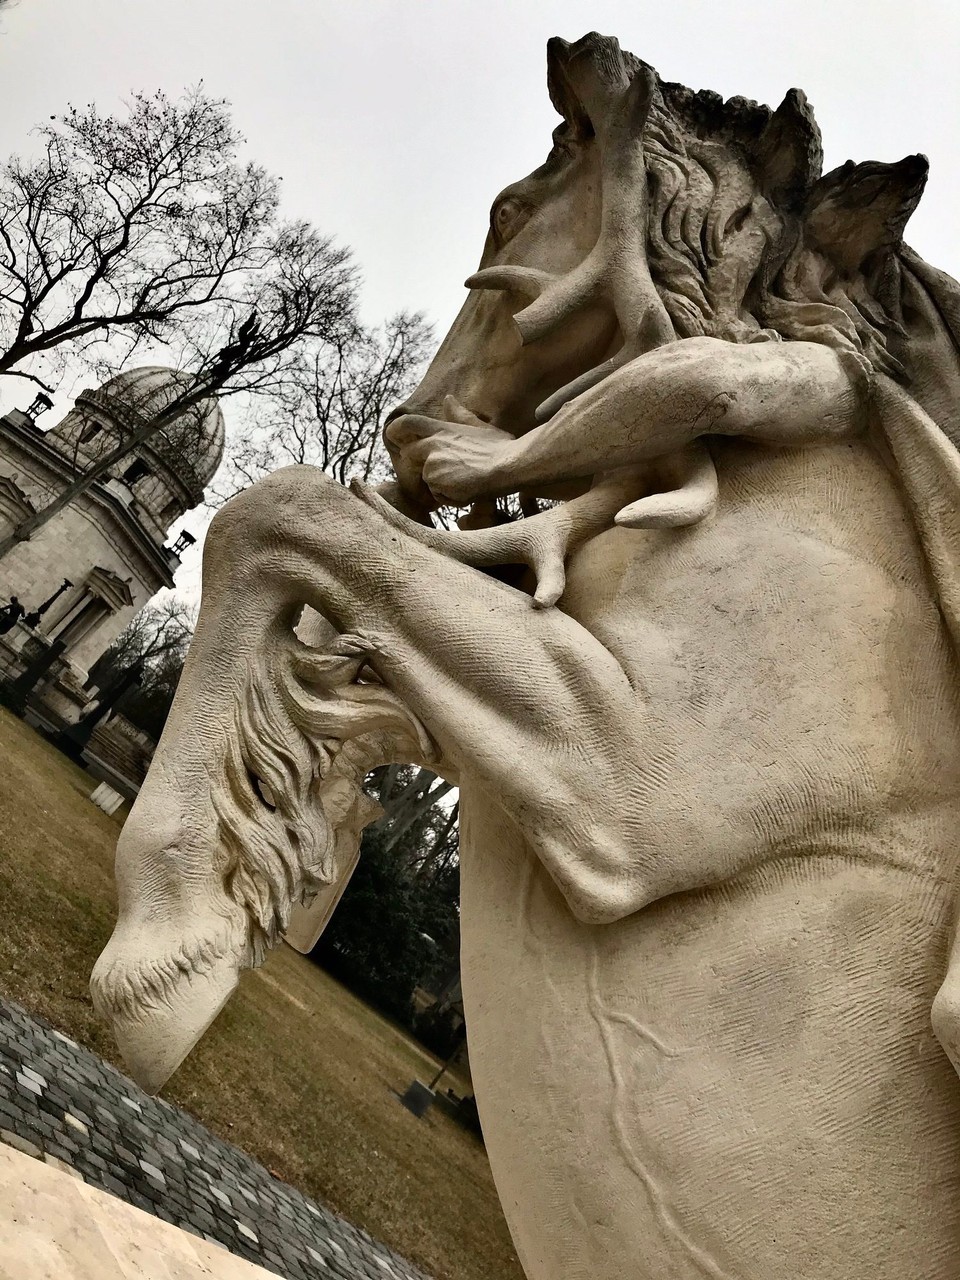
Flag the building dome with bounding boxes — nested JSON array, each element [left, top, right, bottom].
[[76, 366, 225, 504]]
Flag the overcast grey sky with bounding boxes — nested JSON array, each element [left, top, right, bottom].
[[1, 0, 958, 596], [2, 0, 958, 335]]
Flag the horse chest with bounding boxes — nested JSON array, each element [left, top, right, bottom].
[[459, 436, 960, 1279], [459, 784, 960, 1280], [561, 437, 960, 861]]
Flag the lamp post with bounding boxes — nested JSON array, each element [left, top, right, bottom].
[[170, 529, 196, 558], [23, 578, 72, 629]]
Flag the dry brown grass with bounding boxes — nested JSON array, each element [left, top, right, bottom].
[[0, 708, 523, 1280]]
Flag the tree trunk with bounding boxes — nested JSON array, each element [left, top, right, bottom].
[[381, 777, 454, 854]]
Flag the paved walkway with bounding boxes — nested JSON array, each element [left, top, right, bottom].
[[0, 998, 433, 1280]]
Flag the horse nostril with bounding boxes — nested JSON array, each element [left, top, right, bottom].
[[385, 400, 491, 427], [383, 404, 409, 428]]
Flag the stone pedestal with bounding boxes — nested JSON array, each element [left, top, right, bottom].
[[0, 1142, 276, 1279]]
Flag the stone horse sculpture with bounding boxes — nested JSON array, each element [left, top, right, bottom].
[[93, 32, 960, 1279]]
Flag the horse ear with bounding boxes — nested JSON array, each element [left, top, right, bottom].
[[756, 89, 823, 211], [804, 155, 928, 273], [547, 37, 593, 138], [546, 32, 634, 139]]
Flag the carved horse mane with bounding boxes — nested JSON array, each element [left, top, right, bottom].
[[213, 622, 435, 964], [92, 622, 435, 1024]]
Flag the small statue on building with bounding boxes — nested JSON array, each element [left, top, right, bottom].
[[0, 595, 24, 635]]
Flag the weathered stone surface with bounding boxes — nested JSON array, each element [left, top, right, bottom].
[[91, 28, 960, 1280], [0, 1140, 276, 1278]]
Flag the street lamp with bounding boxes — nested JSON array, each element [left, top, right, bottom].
[[24, 392, 53, 421], [170, 530, 196, 557]]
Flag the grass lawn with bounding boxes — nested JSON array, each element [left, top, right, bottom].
[[0, 707, 524, 1280]]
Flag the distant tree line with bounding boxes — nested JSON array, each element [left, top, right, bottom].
[[314, 823, 460, 1049]]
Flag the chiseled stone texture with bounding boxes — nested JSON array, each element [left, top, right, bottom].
[[0, 1141, 277, 1278], [0, 1000, 430, 1280]]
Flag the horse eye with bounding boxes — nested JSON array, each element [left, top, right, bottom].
[[491, 198, 527, 244]]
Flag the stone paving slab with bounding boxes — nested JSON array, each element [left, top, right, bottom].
[[0, 1141, 279, 1278], [0, 999, 433, 1280]]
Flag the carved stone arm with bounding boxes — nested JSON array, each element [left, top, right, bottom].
[[388, 337, 868, 509], [506, 337, 867, 489]]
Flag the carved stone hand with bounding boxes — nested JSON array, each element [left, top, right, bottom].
[[385, 411, 519, 507]]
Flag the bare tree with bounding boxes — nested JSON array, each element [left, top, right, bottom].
[[0, 86, 366, 556], [0, 89, 283, 387], [84, 596, 195, 739], [0, 208, 358, 557], [364, 763, 458, 879], [209, 310, 432, 501], [87, 596, 194, 686], [371, 764, 454, 856]]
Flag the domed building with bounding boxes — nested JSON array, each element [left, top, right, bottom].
[[0, 366, 223, 724]]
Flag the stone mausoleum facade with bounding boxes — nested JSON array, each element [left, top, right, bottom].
[[0, 367, 223, 724]]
